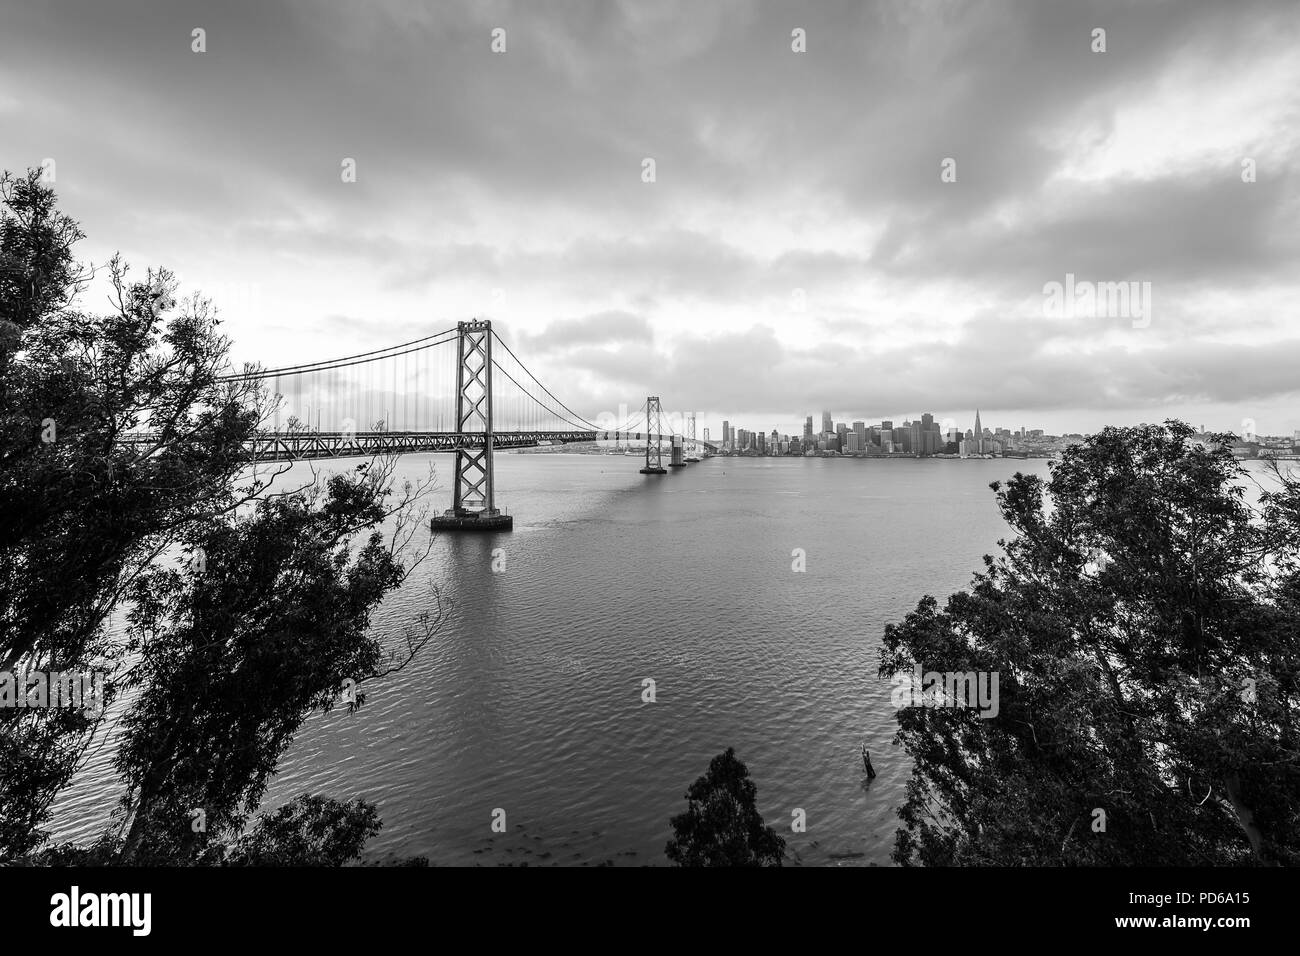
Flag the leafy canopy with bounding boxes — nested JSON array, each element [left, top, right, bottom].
[[1, 168, 439, 865], [880, 422, 1300, 865], [665, 747, 786, 867]]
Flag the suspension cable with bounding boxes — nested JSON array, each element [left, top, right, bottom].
[[490, 359, 594, 432], [218, 327, 459, 381], [491, 330, 603, 429]]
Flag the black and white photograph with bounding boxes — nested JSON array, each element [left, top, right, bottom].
[[1, 0, 1295, 939]]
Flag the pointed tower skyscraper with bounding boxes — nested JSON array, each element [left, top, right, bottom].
[[974, 409, 982, 454]]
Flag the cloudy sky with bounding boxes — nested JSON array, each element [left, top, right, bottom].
[[3, 0, 1298, 437]]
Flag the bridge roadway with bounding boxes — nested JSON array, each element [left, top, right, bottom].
[[124, 430, 715, 463]]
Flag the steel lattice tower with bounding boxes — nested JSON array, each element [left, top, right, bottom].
[[640, 395, 667, 474], [433, 319, 513, 530]]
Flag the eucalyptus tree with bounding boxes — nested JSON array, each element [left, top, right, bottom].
[[881, 422, 1299, 865], [1, 169, 440, 863]]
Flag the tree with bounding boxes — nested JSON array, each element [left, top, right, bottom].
[[221, 795, 382, 867], [113, 463, 441, 864], [665, 747, 786, 866], [2, 168, 266, 856], [27, 795, 389, 867], [0, 168, 440, 863], [879, 422, 1300, 865]]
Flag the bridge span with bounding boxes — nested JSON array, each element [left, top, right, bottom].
[[233, 429, 714, 463], [209, 320, 713, 530]]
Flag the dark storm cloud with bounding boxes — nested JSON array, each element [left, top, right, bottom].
[[2, 0, 1298, 430], [871, 169, 1300, 293], [396, 231, 878, 305], [509, 310, 652, 353], [565, 314, 1300, 424]]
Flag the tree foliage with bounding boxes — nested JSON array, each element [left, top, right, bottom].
[[880, 422, 1300, 865], [221, 795, 382, 867], [0, 168, 439, 864], [665, 747, 786, 867], [25, 795, 385, 867]]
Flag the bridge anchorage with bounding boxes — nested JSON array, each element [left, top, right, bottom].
[[639, 396, 668, 474], [431, 319, 514, 532]]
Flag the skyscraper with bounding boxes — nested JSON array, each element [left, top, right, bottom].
[[804, 416, 813, 440], [822, 411, 833, 434], [722, 420, 730, 447], [974, 410, 983, 455], [919, 413, 939, 455]]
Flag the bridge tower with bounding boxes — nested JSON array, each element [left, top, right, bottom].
[[686, 412, 700, 462], [432, 319, 513, 531], [639, 396, 667, 474]]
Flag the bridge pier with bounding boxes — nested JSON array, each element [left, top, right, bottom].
[[432, 319, 514, 532], [639, 396, 667, 474], [432, 509, 513, 531]]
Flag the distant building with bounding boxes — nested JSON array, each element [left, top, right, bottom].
[[822, 411, 833, 434]]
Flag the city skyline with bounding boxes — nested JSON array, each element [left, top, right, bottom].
[[705, 408, 1292, 451], [706, 405, 1298, 460], [707, 403, 1300, 447], [715, 408, 1052, 457]]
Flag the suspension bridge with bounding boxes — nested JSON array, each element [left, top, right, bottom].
[[214, 320, 715, 531]]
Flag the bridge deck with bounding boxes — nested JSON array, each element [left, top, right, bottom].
[[122, 430, 716, 463]]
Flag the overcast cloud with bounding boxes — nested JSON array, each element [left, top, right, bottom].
[[2, 0, 1298, 436]]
